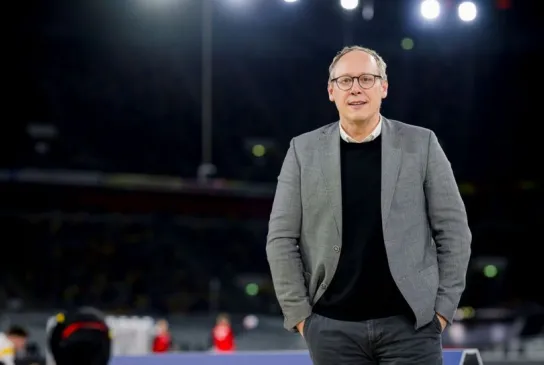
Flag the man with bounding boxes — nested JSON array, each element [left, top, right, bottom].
[[46, 307, 111, 365], [266, 46, 471, 364], [211, 313, 235, 353], [0, 326, 28, 365], [152, 319, 171, 353]]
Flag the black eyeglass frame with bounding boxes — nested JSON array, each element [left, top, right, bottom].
[[330, 73, 383, 90]]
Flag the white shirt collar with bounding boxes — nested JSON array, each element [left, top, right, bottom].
[[339, 116, 382, 143]]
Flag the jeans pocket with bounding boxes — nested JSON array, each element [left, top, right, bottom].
[[303, 312, 315, 338]]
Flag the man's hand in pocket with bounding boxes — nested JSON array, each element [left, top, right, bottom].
[[436, 313, 447, 332], [296, 320, 305, 337]]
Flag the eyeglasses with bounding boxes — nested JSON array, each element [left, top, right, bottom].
[[330, 73, 382, 91]]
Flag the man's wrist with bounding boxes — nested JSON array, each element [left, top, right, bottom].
[[296, 320, 305, 335], [435, 312, 448, 330]]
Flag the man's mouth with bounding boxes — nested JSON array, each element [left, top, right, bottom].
[[348, 101, 367, 106]]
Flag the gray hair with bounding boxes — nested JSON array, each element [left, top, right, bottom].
[[328, 45, 388, 81]]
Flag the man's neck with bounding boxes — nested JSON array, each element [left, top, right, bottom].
[[340, 114, 381, 142]]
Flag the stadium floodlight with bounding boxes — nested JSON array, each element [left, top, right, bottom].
[[284, 0, 298, 3], [420, 0, 440, 20], [340, 0, 359, 11], [458, 1, 477, 22]]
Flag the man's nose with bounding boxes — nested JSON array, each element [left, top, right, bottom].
[[350, 80, 363, 94]]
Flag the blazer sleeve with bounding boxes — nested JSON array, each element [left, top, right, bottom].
[[424, 131, 472, 324], [266, 138, 312, 332]]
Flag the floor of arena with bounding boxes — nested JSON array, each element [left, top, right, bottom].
[[109, 349, 481, 365]]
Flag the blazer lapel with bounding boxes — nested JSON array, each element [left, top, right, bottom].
[[319, 123, 342, 239], [381, 118, 402, 232]]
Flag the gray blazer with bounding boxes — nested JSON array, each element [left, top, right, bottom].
[[266, 117, 471, 332]]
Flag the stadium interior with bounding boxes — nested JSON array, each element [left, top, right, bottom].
[[1, 0, 542, 364]]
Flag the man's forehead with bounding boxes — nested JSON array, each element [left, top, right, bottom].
[[333, 51, 378, 75]]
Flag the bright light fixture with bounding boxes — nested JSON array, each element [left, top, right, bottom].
[[458, 1, 477, 22], [420, 0, 440, 20], [340, 0, 359, 11]]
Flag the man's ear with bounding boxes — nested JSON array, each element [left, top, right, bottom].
[[381, 80, 389, 99], [328, 82, 334, 102]]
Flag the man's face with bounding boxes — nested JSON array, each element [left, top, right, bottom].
[[8, 335, 27, 351], [156, 320, 169, 334], [328, 50, 388, 124]]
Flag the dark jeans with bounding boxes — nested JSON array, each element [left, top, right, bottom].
[[303, 313, 443, 365]]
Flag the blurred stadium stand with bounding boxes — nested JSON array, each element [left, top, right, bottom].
[[0, 175, 542, 363]]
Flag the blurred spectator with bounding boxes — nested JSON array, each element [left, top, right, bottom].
[[152, 319, 171, 353], [0, 325, 28, 365], [5, 327, 28, 356], [212, 313, 235, 353]]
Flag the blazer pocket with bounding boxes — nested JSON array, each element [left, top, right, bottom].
[[302, 312, 315, 338]]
